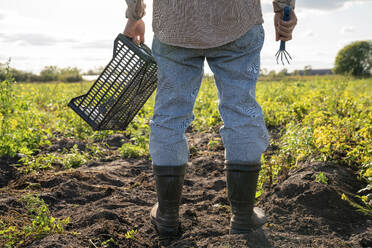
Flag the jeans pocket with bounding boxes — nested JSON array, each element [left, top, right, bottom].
[[231, 24, 265, 50]]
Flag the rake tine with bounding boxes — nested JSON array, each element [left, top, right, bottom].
[[281, 52, 284, 65], [284, 50, 292, 60], [283, 52, 291, 64], [275, 50, 280, 63], [275, 52, 280, 64]]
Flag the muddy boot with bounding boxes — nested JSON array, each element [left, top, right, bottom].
[[226, 163, 266, 234], [150, 164, 186, 237]]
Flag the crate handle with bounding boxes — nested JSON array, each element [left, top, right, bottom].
[[114, 34, 155, 63]]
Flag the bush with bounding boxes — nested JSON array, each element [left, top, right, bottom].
[[40, 66, 82, 82], [0, 63, 40, 82], [40, 66, 59, 82], [58, 67, 82, 82], [334, 41, 372, 76], [0, 63, 83, 83]]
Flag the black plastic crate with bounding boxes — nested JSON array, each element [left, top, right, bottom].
[[68, 34, 158, 131]]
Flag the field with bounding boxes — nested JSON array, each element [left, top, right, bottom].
[[0, 74, 371, 247]]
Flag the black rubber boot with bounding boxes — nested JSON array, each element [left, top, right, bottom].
[[150, 164, 186, 237], [226, 163, 266, 234]]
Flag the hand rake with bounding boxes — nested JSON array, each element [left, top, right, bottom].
[[275, 6, 293, 65]]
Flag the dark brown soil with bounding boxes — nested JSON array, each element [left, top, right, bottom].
[[0, 132, 371, 248], [0, 157, 19, 187]]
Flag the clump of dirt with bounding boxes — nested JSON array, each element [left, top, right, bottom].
[[103, 134, 128, 149], [41, 138, 88, 153], [1, 134, 371, 247], [0, 157, 20, 187], [261, 162, 371, 248]]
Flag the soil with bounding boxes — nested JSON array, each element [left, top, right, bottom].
[[0, 131, 371, 248]]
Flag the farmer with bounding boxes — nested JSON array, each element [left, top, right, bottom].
[[124, 0, 297, 236]]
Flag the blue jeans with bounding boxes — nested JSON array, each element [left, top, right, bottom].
[[149, 24, 270, 168]]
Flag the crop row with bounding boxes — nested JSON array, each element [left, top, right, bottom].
[[1, 73, 371, 213]]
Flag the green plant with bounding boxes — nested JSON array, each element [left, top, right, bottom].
[[19, 153, 61, 173], [221, 242, 233, 248], [86, 143, 105, 158], [119, 143, 146, 158], [2, 75, 371, 218], [212, 203, 231, 213], [259, 77, 371, 209], [315, 172, 329, 184], [0, 66, 52, 158], [124, 229, 138, 240], [62, 145, 88, 169], [0, 195, 70, 247], [130, 182, 141, 189], [0, 62, 17, 157], [101, 237, 116, 246], [341, 193, 372, 216], [208, 137, 221, 150]]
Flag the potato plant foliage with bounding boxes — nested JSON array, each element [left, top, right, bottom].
[[1, 74, 371, 222]]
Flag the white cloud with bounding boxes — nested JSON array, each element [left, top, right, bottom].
[[261, 2, 273, 13], [0, 33, 76, 46], [297, 0, 372, 10], [337, 39, 356, 49], [341, 26, 355, 34], [261, 0, 372, 12], [302, 30, 315, 37], [72, 40, 113, 49]]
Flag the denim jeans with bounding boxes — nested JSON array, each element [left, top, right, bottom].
[[149, 24, 270, 168]]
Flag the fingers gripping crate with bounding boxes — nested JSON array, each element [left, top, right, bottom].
[[68, 34, 158, 131]]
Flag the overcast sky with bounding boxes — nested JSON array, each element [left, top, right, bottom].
[[0, 0, 371, 74]]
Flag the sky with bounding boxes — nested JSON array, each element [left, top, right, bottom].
[[0, 0, 371, 74]]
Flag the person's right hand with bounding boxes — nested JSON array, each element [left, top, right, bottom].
[[274, 10, 297, 42], [123, 18, 145, 45]]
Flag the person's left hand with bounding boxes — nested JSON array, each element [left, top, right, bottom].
[[274, 10, 297, 42]]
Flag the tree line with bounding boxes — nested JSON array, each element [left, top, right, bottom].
[[1, 40, 371, 83], [0, 64, 83, 83]]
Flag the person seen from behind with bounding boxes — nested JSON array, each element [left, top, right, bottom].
[[123, 0, 297, 237]]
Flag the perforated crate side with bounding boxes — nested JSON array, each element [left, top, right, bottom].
[[101, 62, 158, 130], [68, 34, 158, 131]]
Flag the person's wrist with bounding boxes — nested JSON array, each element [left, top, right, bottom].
[[273, 2, 282, 13], [128, 17, 141, 22], [127, 18, 141, 25], [125, 9, 144, 22], [273, 2, 295, 13]]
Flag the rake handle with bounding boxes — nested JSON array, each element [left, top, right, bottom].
[[280, 6, 291, 51]]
